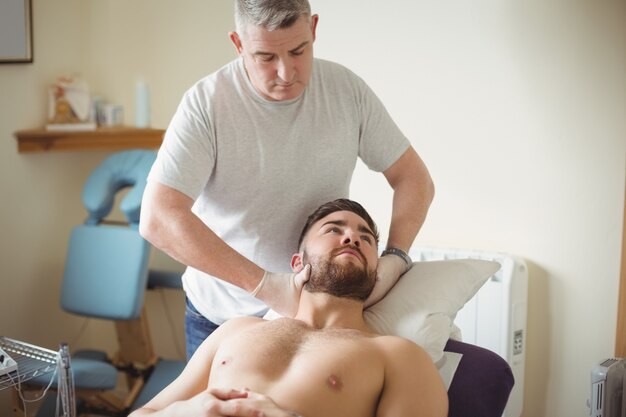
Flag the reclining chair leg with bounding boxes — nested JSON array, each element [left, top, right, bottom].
[[114, 307, 157, 367]]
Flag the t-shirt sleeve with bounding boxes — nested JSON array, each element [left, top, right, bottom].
[[356, 78, 410, 173], [148, 86, 216, 200]]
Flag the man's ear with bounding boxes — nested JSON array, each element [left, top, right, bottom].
[[311, 14, 319, 42], [291, 252, 304, 272], [229, 31, 244, 55]]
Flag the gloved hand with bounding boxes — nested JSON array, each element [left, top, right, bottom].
[[364, 254, 408, 308], [252, 265, 311, 318]]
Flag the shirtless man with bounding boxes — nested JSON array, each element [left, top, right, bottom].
[[130, 199, 447, 417]]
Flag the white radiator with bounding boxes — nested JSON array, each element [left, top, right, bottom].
[[589, 357, 626, 417], [409, 246, 529, 417]]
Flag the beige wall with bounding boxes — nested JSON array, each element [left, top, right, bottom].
[[0, 1, 624, 416], [0, 0, 234, 413]]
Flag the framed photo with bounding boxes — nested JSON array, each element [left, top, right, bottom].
[[0, 0, 33, 63]]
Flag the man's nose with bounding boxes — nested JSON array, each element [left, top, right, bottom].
[[342, 234, 360, 247], [276, 58, 295, 82]]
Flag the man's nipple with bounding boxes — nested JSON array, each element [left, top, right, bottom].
[[326, 374, 343, 392]]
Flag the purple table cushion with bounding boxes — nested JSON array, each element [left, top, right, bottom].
[[445, 339, 515, 417]]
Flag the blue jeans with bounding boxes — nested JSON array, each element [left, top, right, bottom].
[[184, 297, 220, 361]]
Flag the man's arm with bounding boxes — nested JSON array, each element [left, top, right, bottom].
[[140, 181, 264, 291], [376, 338, 448, 417], [130, 317, 301, 417], [367, 146, 434, 306], [129, 317, 235, 417], [383, 146, 434, 253], [140, 181, 309, 316]]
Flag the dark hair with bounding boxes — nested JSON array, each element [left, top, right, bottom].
[[297, 199, 379, 250]]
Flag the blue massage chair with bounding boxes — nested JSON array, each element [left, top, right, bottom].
[[31, 150, 185, 416]]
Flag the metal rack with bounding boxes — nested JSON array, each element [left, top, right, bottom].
[[0, 336, 57, 391]]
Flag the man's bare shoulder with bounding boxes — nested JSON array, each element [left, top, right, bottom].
[[212, 315, 267, 336], [222, 315, 266, 328], [371, 335, 448, 417], [370, 334, 432, 363]]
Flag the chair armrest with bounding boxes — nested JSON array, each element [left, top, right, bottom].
[[147, 270, 183, 290]]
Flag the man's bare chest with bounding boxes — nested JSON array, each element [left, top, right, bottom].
[[214, 320, 379, 373], [207, 320, 385, 415]]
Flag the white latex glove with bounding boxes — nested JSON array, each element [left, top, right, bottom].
[[365, 254, 408, 308], [252, 265, 311, 318]]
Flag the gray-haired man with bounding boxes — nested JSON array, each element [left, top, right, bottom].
[[140, 0, 434, 359]]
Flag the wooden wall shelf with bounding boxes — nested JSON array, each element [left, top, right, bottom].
[[13, 127, 165, 153]]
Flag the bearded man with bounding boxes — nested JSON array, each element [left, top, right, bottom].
[[130, 199, 447, 417]]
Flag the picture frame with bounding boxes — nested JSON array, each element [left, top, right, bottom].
[[0, 0, 33, 64]]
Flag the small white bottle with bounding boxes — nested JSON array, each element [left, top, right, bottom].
[[135, 80, 150, 128]]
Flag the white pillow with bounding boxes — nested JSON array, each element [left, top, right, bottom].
[[364, 259, 500, 364]]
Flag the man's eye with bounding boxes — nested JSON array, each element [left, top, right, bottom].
[[362, 236, 372, 244], [327, 227, 340, 234], [291, 50, 304, 56]]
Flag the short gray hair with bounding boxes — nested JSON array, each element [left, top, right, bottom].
[[234, 0, 311, 33]]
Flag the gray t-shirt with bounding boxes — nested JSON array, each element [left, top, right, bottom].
[[149, 57, 409, 323]]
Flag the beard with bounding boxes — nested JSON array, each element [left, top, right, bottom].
[[303, 246, 377, 301]]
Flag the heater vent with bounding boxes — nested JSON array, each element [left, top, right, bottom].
[[589, 358, 626, 417]]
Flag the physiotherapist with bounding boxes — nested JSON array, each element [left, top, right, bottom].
[[140, 0, 434, 360]]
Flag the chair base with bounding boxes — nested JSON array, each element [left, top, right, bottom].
[[30, 358, 185, 417]]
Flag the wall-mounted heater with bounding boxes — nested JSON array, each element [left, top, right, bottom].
[[589, 358, 626, 417], [410, 246, 529, 417]]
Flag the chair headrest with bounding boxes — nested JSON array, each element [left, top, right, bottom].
[[82, 150, 156, 225]]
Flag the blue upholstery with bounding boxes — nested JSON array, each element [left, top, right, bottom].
[[131, 360, 187, 410], [59, 149, 156, 320], [82, 150, 156, 225], [29, 357, 118, 391], [61, 224, 150, 320]]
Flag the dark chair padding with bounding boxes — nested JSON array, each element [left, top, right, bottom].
[[445, 339, 514, 417], [131, 359, 186, 410], [147, 270, 183, 290]]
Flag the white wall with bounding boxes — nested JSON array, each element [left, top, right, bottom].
[[0, 1, 624, 416], [314, 1, 625, 416]]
